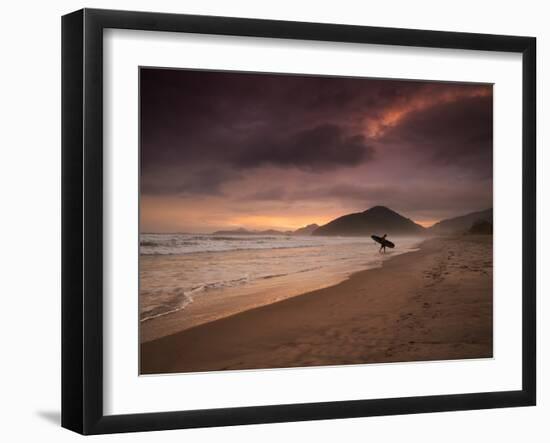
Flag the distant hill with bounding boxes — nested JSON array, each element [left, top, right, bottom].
[[468, 219, 493, 235], [293, 224, 319, 236], [312, 206, 425, 237], [212, 228, 252, 235], [213, 223, 320, 236], [213, 207, 494, 238], [213, 228, 291, 236], [429, 209, 492, 235]]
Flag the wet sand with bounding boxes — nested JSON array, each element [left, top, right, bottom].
[[140, 236, 492, 374]]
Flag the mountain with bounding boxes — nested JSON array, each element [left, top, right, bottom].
[[468, 219, 493, 235], [213, 228, 292, 236], [293, 224, 319, 236], [212, 228, 253, 235], [312, 206, 425, 237], [212, 228, 294, 235], [213, 224, 320, 236], [429, 208, 492, 235], [212, 207, 493, 238]]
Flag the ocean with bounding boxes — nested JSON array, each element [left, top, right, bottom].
[[140, 233, 421, 336]]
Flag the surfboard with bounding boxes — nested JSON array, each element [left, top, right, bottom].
[[371, 235, 395, 248]]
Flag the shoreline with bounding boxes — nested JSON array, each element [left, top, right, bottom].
[[141, 235, 492, 374], [139, 237, 422, 342]]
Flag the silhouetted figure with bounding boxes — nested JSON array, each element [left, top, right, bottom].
[[379, 234, 388, 253], [371, 233, 395, 253]]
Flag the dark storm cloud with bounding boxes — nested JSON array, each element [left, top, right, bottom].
[[139, 69, 395, 195], [380, 94, 493, 177], [141, 167, 240, 196], [139, 69, 434, 170], [235, 124, 374, 171], [140, 67, 493, 227]]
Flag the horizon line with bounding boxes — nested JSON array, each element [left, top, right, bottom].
[[141, 206, 493, 234]]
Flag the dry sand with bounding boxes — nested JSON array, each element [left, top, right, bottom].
[[140, 235, 493, 374]]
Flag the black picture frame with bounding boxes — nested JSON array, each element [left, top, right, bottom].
[[62, 8, 536, 435]]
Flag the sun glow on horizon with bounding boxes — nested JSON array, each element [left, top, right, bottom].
[[414, 219, 438, 228], [226, 215, 332, 232], [141, 194, 449, 233]]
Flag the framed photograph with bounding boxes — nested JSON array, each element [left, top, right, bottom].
[[62, 8, 536, 435]]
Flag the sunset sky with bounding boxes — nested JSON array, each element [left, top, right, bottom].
[[140, 68, 493, 233]]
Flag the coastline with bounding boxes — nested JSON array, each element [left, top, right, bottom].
[[140, 235, 493, 374], [139, 237, 421, 342]]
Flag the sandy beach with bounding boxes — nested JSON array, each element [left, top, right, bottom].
[[140, 235, 492, 374]]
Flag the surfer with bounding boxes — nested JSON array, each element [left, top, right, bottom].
[[371, 233, 395, 253], [379, 234, 388, 253]]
